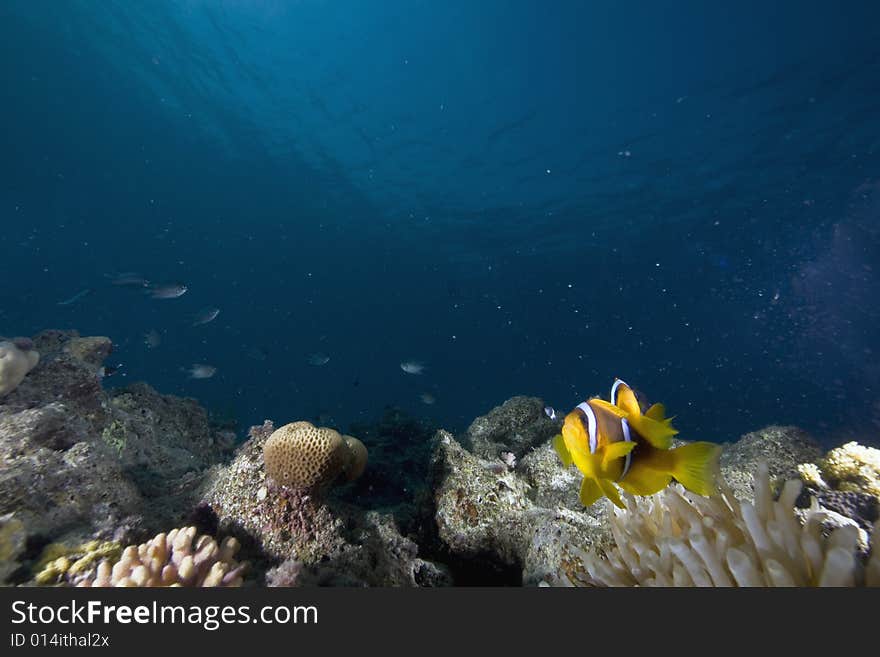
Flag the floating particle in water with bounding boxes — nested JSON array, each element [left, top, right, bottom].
[[420, 392, 436, 405], [246, 345, 269, 361]]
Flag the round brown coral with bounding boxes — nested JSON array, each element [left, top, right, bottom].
[[264, 421, 367, 490]]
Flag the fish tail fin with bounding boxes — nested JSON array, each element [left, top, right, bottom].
[[669, 442, 723, 497], [553, 434, 573, 468]]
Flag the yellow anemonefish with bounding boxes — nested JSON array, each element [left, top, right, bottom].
[[552, 379, 722, 509]]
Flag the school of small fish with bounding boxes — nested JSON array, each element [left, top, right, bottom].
[[56, 271, 441, 407]]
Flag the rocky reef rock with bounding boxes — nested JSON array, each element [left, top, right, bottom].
[[0, 513, 26, 583], [719, 425, 823, 502], [0, 330, 235, 574], [430, 424, 611, 586], [465, 395, 559, 460], [430, 398, 829, 586], [198, 421, 451, 587]]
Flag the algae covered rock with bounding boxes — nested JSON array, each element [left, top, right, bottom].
[[429, 400, 612, 586], [719, 425, 823, 503], [465, 395, 559, 460], [0, 513, 26, 583], [0, 329, 237, 562]]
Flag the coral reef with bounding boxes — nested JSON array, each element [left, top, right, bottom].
[[0, 330, 236, 564], [430, 402, 827, 585], [566, 463, 880, 587], [77, 526, 245, 587], [199, 421, 450, 586], [1, 331, 871, 589], [263, 421, 367, 490]]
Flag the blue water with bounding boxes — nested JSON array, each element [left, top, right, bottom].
[[1, 1, 878, 446]]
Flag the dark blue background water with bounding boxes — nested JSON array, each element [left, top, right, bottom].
[[2, 1, 879, 446]]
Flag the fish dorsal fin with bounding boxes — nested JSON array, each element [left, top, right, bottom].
[[645, 403, 667, 421], [611, 379, 642, 417]]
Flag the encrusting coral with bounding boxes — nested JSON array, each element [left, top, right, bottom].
[[815, 442, 880, 499], [76, 526, 246, 587], [263, 420, 368, 490], [565, 463, 880, 587], [34, 540, 123, 585]]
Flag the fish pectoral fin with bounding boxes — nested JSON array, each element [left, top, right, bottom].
[[601, 441, 637, 468], [618, 461, 673, 497], [579, 477, 604, 507], [552, 434, 573, 467], [669, 442, 723, 497], [627, 414, 678, 450]]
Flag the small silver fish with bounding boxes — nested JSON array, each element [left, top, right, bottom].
[[148, 283, 188, 299], [97, 363, 123, 379], [107, 272, 150, 287], [400, 360, 425, 375], [420, 392, 436, 405], [143, 330, 161, 349], [57, 288, 92, 306], [307, 352, 330, 366], [188, 364, 216, 379], [192, 307, 220, 326]]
